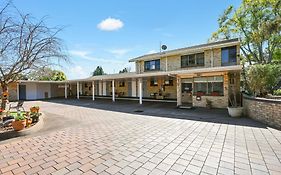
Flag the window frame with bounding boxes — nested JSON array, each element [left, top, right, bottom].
[[181, 52, 205, 68], [144, 59, 160, 71], [150, 78, 158, 86], [193, 76, 224, 96], [221, 46, 237, 66]]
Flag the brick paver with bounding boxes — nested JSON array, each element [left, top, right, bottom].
[[0, 99, 281, 175]]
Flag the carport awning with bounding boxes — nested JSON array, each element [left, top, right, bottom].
[[18, 65, 242, 83], [85, 65, 242, 81]]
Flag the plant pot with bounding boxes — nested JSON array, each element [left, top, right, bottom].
[[26, 119, 32, 127], [30, 108, 39, 113], [31, 115, 39, 123], [227, 107, 243, 118], [12, 120, 26, 131]]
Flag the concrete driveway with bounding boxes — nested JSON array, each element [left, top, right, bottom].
[[0, 99, 280, 175]]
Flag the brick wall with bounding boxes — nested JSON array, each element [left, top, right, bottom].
[[144, 77, 176, 99], [135, 45, 240, 74], [192, 73, 229, 108], [243, 95, 281, 129], [0, 82, 18, 101]]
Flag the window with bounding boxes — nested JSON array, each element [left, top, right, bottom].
[[144, 59, 160, 71], [194, 76, 224, 96], [164, 79, 173, 86], [119, 81, 125, 87], [150, 78, 158, 86], [221, 46, 237, 66], [181, 53, 205, 67]]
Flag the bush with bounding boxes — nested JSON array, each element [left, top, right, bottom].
[[273, 89, 281, 96], [246, 64, 281, 97]]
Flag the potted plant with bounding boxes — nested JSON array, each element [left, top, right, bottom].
[[12, 112, 26, 131], [227, 74, 243, 118], [30, 106, 40, 113], [30, 112, 40, 123], [0, 108, 4, 120], [25, 112, 32, 127]]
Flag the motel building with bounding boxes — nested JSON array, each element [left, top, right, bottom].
[[4, 39, 242, 108]]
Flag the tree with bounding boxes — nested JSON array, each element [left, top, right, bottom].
[[210, 0, 281, 64], [0, 2, 67, 109], [119, 67, 131, 74], [28, 68, 67, 81], [246, 64, 281, 97], [92, 66, 106, 76]]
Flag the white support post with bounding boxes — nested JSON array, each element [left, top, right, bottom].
[[64, 83, 67, 99], [17, 83, 20, 100], [138, 78, 143, 104], [99, 81, 102, 95], [177, 76, 182, 107], [102, 81, 106, 96], [112, 80, 115, 102], [77, 82, 79, 99], [92, 81, 95, 101], [165, 56, 168, 71], [131, 79, 136, 97], [211, 48, 214, 67]]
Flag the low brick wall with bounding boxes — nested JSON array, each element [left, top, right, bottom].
[[243, 94, 281, 129]]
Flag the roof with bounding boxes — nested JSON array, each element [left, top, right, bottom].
[[87, 65, 242, 81], [18, 80, 67, 84], [129, 38, 240, 62], [18, 65, 242, 83]]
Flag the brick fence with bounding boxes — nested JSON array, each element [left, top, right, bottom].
[[243, 94, 281, 130]]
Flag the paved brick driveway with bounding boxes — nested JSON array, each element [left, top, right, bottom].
[[0, 99, 281, 175]]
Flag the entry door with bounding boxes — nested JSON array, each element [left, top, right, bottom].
[[181, 83, 192, 104], [19, 85, 26, 100]]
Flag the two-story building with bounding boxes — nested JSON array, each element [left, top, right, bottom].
[[14, 38, 242, 108]]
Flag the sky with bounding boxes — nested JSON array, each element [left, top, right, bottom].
[[12, 0, 241, 79]]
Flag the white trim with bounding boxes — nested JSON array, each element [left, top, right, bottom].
[[112, 80, 115, 102], [64, 83, 67, 99], [92, 81, 95, 101], [131, 79, 136, 97], [102, 81, 106, 96], [138, 78, 143, 104], [89, 65, 242, 81], [77, 82, 79, 99], [17, 83, 19, 100]]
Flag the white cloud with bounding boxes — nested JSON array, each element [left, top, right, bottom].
[[108, 49, 129, 56], [97, 17, 124, 31], [147, 50, 157, 54], [69, 65, 89, 79], [69, 50, 89, 57], [69, 50, 124, 64]]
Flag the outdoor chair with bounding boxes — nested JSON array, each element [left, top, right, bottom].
[[9, 101, 25, 111]]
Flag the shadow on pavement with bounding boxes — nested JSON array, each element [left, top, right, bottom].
[[43, 98, 267, 129]]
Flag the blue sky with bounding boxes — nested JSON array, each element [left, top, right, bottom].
[[13, 0, 241, 79]]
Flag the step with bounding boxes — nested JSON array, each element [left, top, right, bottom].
[[179, 105, 193, 109]]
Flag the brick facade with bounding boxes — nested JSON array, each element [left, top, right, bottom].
[[135, 45, 240, 74], [0, 82, 18, 102], [243, 95, 281, 129]]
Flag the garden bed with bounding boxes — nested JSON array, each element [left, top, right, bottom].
[[0, 111, 41, 134]]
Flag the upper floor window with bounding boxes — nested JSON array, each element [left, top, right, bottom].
[[144, 59, 160, 71], [221, 46, 237, 66], [181, 53, 204, 68]]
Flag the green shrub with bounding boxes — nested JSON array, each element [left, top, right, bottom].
[[273, 89, 281, 96], [246, 64, 281, 97], [14, 113, 25, 121]]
